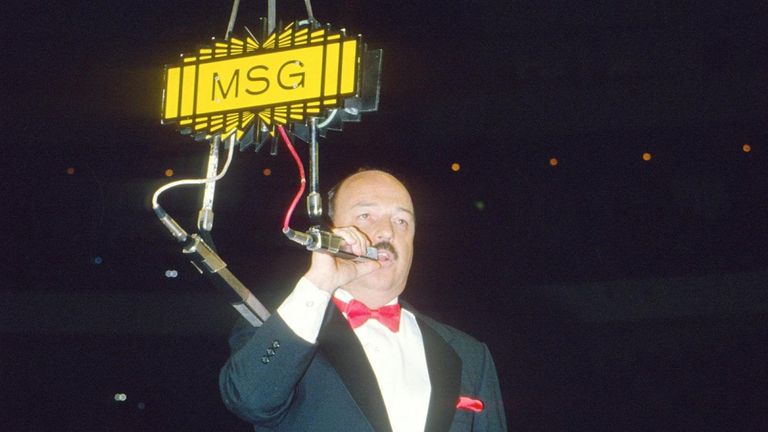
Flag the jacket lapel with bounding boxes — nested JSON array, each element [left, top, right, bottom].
[[318, 306, 393, 432], [416, 315, 462, 432]]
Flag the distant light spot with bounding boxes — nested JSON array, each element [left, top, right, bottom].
[[66, 167, 76, 175], [262, 168, 272, 176], [642, 152, 652, 161], [92, 256, 103, 265], [164, 169, 174, 177], [164, 269, 178, 278], [451, 162, 461, 172], [114, 393, 127, 402], [137, 402, 146, 410], [549, 158, 558, 167], [474, 201, 486, 211], [743, 144, 752, 153]]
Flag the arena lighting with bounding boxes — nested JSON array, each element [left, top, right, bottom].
[[643, 152, 652, 161], [743, 144, 752, 153], [451, 162, 461, 172], [549, 157, 558, 167], [151, 0, 382, 327]]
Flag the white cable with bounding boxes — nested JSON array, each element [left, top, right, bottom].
[[152, 135, 236, 209], [317, 109, 338, 128]]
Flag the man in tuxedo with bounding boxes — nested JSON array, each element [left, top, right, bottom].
[[220, 169, 507, 431]]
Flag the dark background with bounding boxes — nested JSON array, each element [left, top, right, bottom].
[[3, 0, 768, 430]]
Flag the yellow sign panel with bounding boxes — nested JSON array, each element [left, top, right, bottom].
[[162, 23, 360, 140]]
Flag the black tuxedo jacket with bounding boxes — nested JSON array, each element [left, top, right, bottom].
[[220, 302, 507, 431]]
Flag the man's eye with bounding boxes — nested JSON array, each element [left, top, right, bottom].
[[358, 213, 370, 220], [395, 218, 408, 226]]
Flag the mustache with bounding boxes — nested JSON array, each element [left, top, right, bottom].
[[372, 241, 398, 260]]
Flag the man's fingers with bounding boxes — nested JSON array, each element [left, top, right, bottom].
[[305, 226, 378, 293], [333, 227, 370, 256]]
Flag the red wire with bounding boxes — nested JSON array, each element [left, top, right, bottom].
[[278, 125, 306, 230]]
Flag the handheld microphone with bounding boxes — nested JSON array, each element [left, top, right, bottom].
[[283, 226, 379, 262]]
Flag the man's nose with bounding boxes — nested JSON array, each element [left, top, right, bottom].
[[372, 218, 393, 242]]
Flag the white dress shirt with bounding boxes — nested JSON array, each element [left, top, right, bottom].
[[278, 277, 432, 432]]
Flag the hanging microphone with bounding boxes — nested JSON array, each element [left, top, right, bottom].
[[283, 226, 379, 262], [276, 121, 377, 263]]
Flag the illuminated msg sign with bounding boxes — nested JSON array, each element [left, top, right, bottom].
[[162, 22, 359, 139]]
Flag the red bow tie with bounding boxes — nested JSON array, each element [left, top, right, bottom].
[[332, 298, 401, 332]]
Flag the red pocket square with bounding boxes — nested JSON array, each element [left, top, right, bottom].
[[456, 396, 484, 413]]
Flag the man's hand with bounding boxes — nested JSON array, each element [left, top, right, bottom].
[[303, 226, 382, 293]]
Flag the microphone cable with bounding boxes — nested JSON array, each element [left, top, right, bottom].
[[277, 124, 306, 232]]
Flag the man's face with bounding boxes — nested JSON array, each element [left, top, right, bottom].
[[332, 171, 415, 300]]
